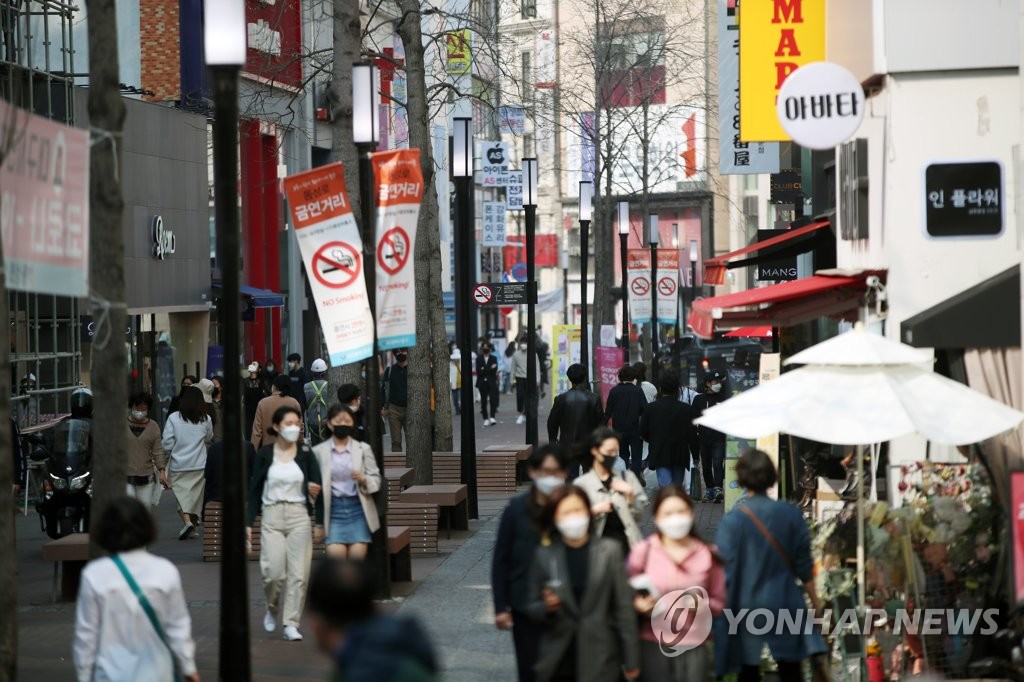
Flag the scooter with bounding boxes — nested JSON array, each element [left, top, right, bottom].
[[36, 417, 92, 539]]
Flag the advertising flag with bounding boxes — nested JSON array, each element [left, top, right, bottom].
[[550, 325, 582, 402], [655, 249, 680, 325], [284, 163, 374, 366], [595, 346, 624, 407], [373, 149, 422, 351], [626, 249, 652, 324]]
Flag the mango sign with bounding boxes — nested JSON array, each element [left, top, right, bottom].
[[739, 0, 825, 143]]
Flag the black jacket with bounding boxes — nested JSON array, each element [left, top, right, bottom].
[[691, 391, 727, 446], [247, 443, 323, 526], [548, 386, 603, 448], [492, 491, 543, 614], [476, 353, 499, 387], [604, 382, 646, 433], [640, 396, 693, 470], [334, 614, 439, 681]]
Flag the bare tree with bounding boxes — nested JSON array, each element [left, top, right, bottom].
[[85, 0, 128, 558]]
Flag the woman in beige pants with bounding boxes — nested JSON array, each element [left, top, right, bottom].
[[247, 405, 324, 641]]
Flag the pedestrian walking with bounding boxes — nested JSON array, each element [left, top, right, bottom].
[[244, 361, 268, 438], [509, 337, 540, 425], [251, 374, 303, 449], [449, 342, 463, 416], [125, 392, 166, 510], [247, 405, 324, 642], [381, 348, 410, 451], [640, 372, 694, 489], [603, 365, 647, 479], [627, 485, 725, 681], [691, 371, 728, 502], [161, 386, 214, 540], [287, 352, 313, 411], [196, 378, 219, 443], [209, 375, 225, 443], [526, 485, 641, 682], [535, 329, 550, 399], [547, 364, 603, 479], [304, 358, 331, 446], [73, 496, 199, 682], [574, 427, 648, 554], [477, 341, 500, 425], [337, 383, 368, 443], [492, 444, 570, 682], [167, 374, 197, 417], [632, 362, 657, 404], [313, 405, 380, 560], [713, 449, 827, 681], [307, 558, 439, 680]]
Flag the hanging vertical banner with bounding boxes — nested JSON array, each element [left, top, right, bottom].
[[373, 149, 422, 351], [655, 249, 680, 325], [481, 201, 507, 246], [446, 29, 472, 75], [506, 170, 524, 210], [595, 346, 624, 407], [718, 0, 779, 173], [551, 325, 582, 402], [284, 163, 374, 365], [738, 0, 825, 142], [626, 249, 652, 324]]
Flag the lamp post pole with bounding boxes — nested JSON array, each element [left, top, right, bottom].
[[578, 181, 593, 371], [523, 158, 539, 447], [649, 213, 659, 383], [618, 201, 629, 363], [353, 62, 390, 596], [689, 238, 699, 339], [452, 117, 479, 519], [205, 2, 250, 678]]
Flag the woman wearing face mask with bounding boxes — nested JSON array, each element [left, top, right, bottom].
[[247, 405, 324, 642], [574, 427, 649, 554], [167, 375, 198, 417], [527, 485, 640, 682], [312, 405, 380, 560], [492, 444, 569, 682], [627, 485, 725, 681]]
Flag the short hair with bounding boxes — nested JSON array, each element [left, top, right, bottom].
[[631, 362, 647, 382], [581, 426, 621, 468], [327, 404, 356, 423], [272, 374, 292, 394], [267, 404, 303, 437], [94, 496, 157, 553], [617, 365, 635, 382], [337, 384, 361, 404], [736, 448, 777, 494], [539, 484, 592, 537], [307, 558, 377, 629], [528, 443, 569, 471], [177, 386, 206, 424], [659, 371, 680, 396], [128, 391, 153, 410], [566, 363, 587, 386], [287, 353, 302, 362]]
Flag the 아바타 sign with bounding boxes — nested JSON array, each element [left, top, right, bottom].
[[776, 61, 864, 151]]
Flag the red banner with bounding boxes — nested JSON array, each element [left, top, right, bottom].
[[595, 346, 624, 407], [503, 234, 559, 268], [1012, 471, 1024, 604]]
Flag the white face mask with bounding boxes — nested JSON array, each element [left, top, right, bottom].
[[657, 513, 694, 540], [710, 383, 722, 393], [556, 514, 590, 541], [519, 344, 528, 351], [534, 475, 564, 497], [130, 410, 147, 421], [278, 425, 302, 443]]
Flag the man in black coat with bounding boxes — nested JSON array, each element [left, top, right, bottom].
[[603, 364, 647, 479], [491, 445, 569, 682], [547, 363, 603, 479], [691, 370, 729, 502], [640, 372, 694, 489]]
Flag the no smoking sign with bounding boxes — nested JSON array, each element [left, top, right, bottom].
[[473, 284, 492, 304], [630, 277, 650, 296], [378, 227, 411, 276], [658, 277, 676, 297], [312, 242, 361, 288]]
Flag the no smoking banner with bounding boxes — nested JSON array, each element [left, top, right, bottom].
[[630, 276, 650, 296], [313, 241, 361, 288], [658, 276, 676, 297], [378, 226, 411, 276]]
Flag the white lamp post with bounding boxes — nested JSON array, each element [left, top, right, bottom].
[[649, 213, 660, 381], [578, 180, 593, 369], [618, 201, 630, 361], [522, 158, 539, 446]]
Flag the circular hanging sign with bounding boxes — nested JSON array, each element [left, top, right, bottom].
[[776, 61, 865, 151]]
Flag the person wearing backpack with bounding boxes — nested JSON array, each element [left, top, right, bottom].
[[304, 359, 331, 446]]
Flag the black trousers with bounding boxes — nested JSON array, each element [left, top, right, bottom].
[[515, 378, 527, 413], [511, 611, 540, 682], [739, 661, 802, 682], [479, 382, 499, 418]]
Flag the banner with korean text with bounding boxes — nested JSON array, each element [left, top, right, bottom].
[[739, 0, 825, 142], [284, 163, 374, 366], [0, 100, 89, 296], [373, 149, 422, 351], [550, 325, 582, 402], [655, 249, 680, 325], [626, 249, 652, 324]]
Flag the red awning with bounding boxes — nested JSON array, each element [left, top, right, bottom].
[[688, 274, 872, 339], [703, 221, 832, 286], [723, 326, 774, 338]]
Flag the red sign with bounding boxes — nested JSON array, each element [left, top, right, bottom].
[[312, 242, 361, 288], [595, 346, 624, 406], [377, 226, 411, 275], [658, 276, 677, 297], [246, 0, 303, 89], [631, 277, 650, 296], [473, 285, 492, 304], [1012, 470, 1024, 605], [503, 234, 559, 268]]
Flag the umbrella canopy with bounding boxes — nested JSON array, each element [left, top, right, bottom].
[[695, 362, 1024, 446], [785, 324, 931, 366]]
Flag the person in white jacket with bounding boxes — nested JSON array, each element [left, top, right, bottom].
[[507, 338, 541, 425], [448, 342, 462, 416], [161, 386, 214, 540], [74, 496, 199, 682]]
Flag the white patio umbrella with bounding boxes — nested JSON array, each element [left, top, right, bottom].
[[694, 325, 1024, 608]]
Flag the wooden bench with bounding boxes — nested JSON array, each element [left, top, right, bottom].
[[385, 467, 415, 505], [477, 451, 518, 494], [384, 454, 406, 469], [399, 484, 469, 538], [484, 444, 534, 481], [42, 533, 90, 602], [389, 502, 440, 554], [431, 452, 461, 484], [202, 502, 325, 563], [388, 525, 412, 581]]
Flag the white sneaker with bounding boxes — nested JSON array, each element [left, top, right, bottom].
[[263, 610, 276, 633], [516, 415, 525, 425], [282, 625, 303, 641], [481, 418, 490, 427], [489, 418, 497, 426]]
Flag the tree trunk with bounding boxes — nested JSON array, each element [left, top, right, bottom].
[[86, 0, 128, 559], [0, 111, 16, 682], [396, 0, 452, 484]]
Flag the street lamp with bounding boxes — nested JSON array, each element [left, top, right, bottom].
[[522, 158, 539, 447], [205, 1, 249, 677], [618, 201, 630, 363], [689, 238, 699, 330], [649, 213, 659, 383], [451, 116, 478, 519], [578, 181, 593, 370], [352, 61, 391, 593], [672, 224, 681, 377]]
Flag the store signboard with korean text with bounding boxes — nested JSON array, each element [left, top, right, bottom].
[[923, 160, 1003, 238], [739, 0, 825, 142], [478, 141, 511, 187]]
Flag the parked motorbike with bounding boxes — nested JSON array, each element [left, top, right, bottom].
[[36, 389, 93, 539]]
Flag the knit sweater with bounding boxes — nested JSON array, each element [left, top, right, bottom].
[[126, 419, 167, 477]]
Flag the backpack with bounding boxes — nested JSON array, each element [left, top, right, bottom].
[[305, 381, 330, 443]]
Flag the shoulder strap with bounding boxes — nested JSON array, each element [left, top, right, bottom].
[[111, 555, 182, 681], [737, 503, 795, 575], [311, 381, 327, 404]]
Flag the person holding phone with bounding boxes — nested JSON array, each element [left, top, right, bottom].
[[627, 485, 725, 680], [574, 427, 648, 554], [526, 485, 640, 682]]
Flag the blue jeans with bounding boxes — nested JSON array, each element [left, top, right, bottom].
[[656, 466, 687, 488]]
